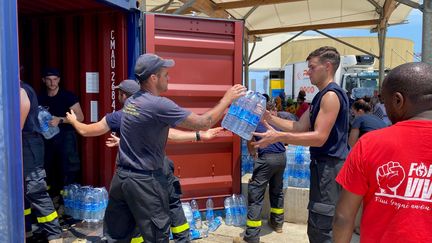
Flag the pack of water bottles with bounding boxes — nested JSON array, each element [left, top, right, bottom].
[[283, 146, 311, 188], [241, 139, 254, 175], [222, 91, 267, 140], [37, 106, 59, 139], [224, 194, 247, 226], [62, 184, 108, 222]]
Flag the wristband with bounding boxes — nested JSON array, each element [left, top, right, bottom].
[[196, 131, 201, 141]]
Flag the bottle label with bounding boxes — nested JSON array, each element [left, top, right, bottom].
[[228, 105, 239, 115], [249, 114, 260, 126], [193, 211, 201, 219], [239, 109, 249, 120]]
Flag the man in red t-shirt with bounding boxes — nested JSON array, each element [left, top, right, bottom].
[[333, 62, 432, 243]]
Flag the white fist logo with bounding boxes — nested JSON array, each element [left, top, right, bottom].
[[376, 161, 406, 195]]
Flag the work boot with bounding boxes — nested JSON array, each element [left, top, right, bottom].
[[268, 218, 283, 233]]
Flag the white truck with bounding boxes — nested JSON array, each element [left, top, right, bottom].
[[284, 55, 379, 102]]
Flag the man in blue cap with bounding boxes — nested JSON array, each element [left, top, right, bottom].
[[100, 53, 245, 242], [66, 77, 225, 243]]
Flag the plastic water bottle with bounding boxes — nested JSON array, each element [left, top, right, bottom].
[[182, 202, 195, 229], [224, 197, 234, 225], [99, 187, 108, 221], [208, 216, 222, 232], [205, 198, 214, 223], [248, 155, 255, 174], [62, 185, 71, 216], [237, 92, 256, 139], [303, 147, 311, 188], [190, 228, 201, 240], [190, 199, 202, 229], [244, 93, 267, 139], [81, 187, 92, 221], [231, 194, 241, 226], [93, 188, 105, 222], [70, 184, 79, 219], [37, 106, 59, 139], [223, 91, 253, 138], [190, 228, 208, 240], [237, 194, 247, 225], [222, 97, 242, 132]]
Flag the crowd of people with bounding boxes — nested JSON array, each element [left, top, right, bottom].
[[19, 46, 431, 243]]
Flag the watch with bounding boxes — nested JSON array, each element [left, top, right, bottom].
[[195, 131, 201, 141], [59, 118, 64, 124]]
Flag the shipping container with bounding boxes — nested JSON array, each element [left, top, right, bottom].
[[144, 14, 244, 209], [17, 0, 140, 189], [16, 2, 243, 210], [0, 0, 24, 241]]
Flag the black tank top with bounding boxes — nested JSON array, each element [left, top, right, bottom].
[[21, 82, 40, 133], [309, 82, 349, 160]]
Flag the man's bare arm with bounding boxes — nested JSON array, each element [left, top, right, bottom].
[[333, 189, 363, 243], [20, 88, 30, 130], [252, 91, 340, 148], [168, 127, 224, 142], [107, 127, 224, 147], [50, 102, 85, 127], [70, 102, 84, 122], [348, 128, 360, 147], [176, 84, 246, 131], [265, 109, 311, 133], [66, 109, 110, 137]]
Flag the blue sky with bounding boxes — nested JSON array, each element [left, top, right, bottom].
[[311, 8, 423, 55]]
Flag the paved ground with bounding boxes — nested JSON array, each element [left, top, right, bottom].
[[58, 219, 360, 243], [196, 220, 360, 243]]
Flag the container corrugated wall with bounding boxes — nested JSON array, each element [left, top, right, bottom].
[[144, 14, 244, 208], [18, 0, 139, 189]]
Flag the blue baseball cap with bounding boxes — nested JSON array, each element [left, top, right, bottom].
[[42, 68, 60, 77], [114, 79, 140, 95], [134, 54, 174, 83]]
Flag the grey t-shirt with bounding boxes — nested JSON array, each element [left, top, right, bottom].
[[118, 91, 191, 171]]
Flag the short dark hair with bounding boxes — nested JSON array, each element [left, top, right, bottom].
[[306, 46, 340, 74], [352, 98, 372, 112], [383, 62, 432, 105]]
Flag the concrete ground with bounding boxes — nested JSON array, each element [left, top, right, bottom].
[[57, 173, 362, 242], [59, 220, 360, 243], [195, 220, 360, 243]]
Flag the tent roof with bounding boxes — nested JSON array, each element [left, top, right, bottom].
[[143, 0, 417, 37]]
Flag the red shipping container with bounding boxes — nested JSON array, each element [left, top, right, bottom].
[[18, 0, 243, 209], [145, 14, 244, 208]]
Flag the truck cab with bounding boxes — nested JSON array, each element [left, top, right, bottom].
[[337, 55, 379, 99]]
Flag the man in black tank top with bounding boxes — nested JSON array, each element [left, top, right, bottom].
[[21, 82, 62, 242], [251, 47, 349, 243]]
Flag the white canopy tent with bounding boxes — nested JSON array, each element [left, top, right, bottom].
[[141, 0, 427, 86], [143, 0, 416, 35]]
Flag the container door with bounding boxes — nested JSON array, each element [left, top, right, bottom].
[[18, 0, 140, 189], [143, 13, 243, 208], [0, 1, 25, 241]]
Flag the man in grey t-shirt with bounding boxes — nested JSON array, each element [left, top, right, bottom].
[[104, 53, 245, 242]]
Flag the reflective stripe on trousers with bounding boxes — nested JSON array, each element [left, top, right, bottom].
[[37, 211, 58, 223]]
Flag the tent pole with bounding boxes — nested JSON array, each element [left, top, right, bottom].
[[423, 0, 432, 64]]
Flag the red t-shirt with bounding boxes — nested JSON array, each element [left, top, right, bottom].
[[295, 102, 309, 118], [336, 120, 432, 243]]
